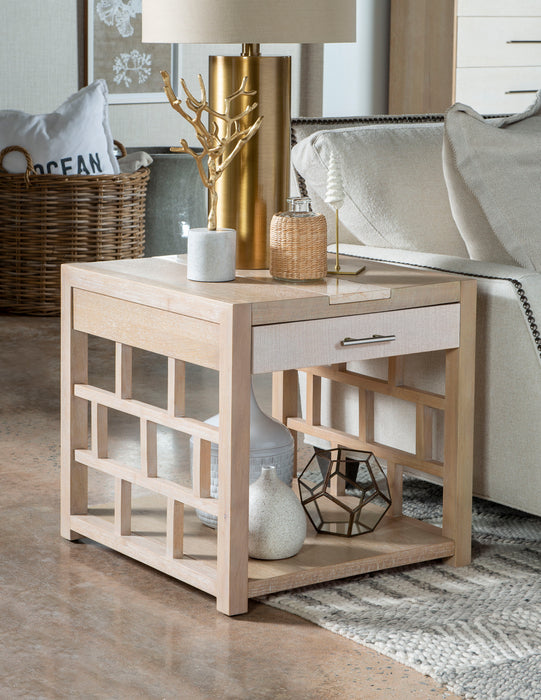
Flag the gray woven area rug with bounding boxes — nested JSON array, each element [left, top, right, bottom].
[[259, 478, 541, 700]]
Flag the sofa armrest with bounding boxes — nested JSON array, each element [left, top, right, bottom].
[[333, 243, 530, 280], [333, 244, 541, 362], [315, 243, 541, 514]]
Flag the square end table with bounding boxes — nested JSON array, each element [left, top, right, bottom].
[[61, 255, 476, 615]]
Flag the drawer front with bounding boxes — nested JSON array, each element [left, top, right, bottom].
[[73, 288, 220, 369], [457, 17, 541, 67], [458, 0, 541, 17], [252, 304, 460, 374], [456, 66, 541, 113]]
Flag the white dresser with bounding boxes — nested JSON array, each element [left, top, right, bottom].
[[457, 0, 541, 113], [389, 0, 541, 114]]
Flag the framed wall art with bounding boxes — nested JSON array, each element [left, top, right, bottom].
[[84, 0, 178, 104]]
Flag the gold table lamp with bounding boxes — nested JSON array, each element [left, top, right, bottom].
[[142, 0, 355, 269]]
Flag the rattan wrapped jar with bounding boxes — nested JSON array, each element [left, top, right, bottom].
[[269, 197, 327, 281]]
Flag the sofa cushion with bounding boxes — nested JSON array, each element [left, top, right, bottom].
[[443, 94, 541, 270], [291, 122, 469, 256], [0, 80, 119, 175]]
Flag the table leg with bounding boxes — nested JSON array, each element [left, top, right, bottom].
[[60, 271, 89, 541], [443, 279, 477, 566], [216, 304, 252, 615]]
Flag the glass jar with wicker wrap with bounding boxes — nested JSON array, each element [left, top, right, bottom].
[[269, 197, 327, 281]]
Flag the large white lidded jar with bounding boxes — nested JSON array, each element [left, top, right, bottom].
[[194, 383, 295, 528]]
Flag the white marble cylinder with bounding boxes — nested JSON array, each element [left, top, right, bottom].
[[187, 227, 236, 282]]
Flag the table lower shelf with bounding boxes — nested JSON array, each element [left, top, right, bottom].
[[69, 493, 455, 600]]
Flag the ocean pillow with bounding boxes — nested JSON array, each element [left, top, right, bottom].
[[443, 94, 541, 270], [291, 122, 469, 257], [0, 80, 119, 175]]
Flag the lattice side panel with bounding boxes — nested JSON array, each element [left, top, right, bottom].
[[295, 359, 449, 515], [76, 344, 220, 558]]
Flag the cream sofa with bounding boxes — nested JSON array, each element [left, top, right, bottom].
[[291, 112, 541, 518]]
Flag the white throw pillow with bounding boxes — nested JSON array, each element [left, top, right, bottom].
[[443, 94, 541, 270], [0, 80, 119, 175], [291, 122, 469, 257]]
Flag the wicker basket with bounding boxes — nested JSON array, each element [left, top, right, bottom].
[[0, 142, 149, 315], [269, 210, 327, 281]]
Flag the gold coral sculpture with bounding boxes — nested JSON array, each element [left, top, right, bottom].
[[161, 70, 263, 231]]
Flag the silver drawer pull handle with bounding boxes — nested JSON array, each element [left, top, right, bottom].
[[341, 334, 396, 346], [505, 89, 538, 95], [507, 40, 541, 44]]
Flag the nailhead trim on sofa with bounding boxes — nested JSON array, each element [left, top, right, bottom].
[[291, 114, 447, 196], [346, 252, 541, 361]]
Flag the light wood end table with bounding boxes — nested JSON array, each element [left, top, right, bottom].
[[61, 255, 476, 615]]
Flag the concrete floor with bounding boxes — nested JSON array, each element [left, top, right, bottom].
[[1, 313, 460, 699]]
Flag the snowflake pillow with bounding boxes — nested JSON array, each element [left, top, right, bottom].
[[0, 80, 119, 175]]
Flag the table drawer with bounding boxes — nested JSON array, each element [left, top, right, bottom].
[[457, 17, 541, 67], [456, 66, 541, 113], [252, 304, 460, 374]]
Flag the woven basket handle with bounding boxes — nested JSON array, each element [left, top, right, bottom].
[[0, 145, 36, 186], [114, 140, 127, 158]]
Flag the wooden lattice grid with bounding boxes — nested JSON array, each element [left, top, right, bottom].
[[293, 357, 449, 518], [73, 341, 218, 569]]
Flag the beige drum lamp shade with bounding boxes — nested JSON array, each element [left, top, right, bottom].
[[142, 0, 356, 44], [142, 0, 356, 269]]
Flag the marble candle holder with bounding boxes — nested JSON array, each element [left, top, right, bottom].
[[187, 227, 236, 282]]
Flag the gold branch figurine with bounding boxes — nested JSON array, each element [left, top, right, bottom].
[[161, 71, 263, 231]]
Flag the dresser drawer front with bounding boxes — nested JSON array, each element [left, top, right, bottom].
[[458, 17, 541, 67], [252, 304, 460, 374], [456, 66, 541, 113], [458, 0, 541, 17]]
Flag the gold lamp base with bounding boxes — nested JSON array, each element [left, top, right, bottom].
[[209, 48, 291, 269]]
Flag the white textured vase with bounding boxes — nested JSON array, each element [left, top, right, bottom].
[[249, 466, 307, 560], [187, 227, 236, 282], [194, 382, 295, 528]]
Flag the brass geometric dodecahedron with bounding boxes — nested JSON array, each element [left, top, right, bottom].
[[298, 447, 392, 537]]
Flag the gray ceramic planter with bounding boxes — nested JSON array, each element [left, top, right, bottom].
[[131, 148, 207, 258]]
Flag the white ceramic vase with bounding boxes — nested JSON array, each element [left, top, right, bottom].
[[187, 227, 236, 282], [248, 466, 307, 560], [193, 382, 295, 528]]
